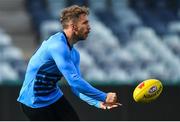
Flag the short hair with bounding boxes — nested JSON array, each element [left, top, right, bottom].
[[60, 5, 89, 29]]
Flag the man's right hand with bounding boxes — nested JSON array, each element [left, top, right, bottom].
[[105, 92, 118, 104], [100, 92, 122, 110]]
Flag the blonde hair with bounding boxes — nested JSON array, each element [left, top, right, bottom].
[[60, 5, 89, 29]]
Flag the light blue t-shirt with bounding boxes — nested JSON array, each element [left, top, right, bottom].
[[17, 32, 107, 108]]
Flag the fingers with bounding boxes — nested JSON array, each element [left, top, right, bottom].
[[106, 104, 118, 109], [115, 102, 123, 106], [100, 102, 122, 110], [100, 103, 107, 109], [105, 102, 123, 106]]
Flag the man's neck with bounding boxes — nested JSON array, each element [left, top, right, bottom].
[[63, 29, 78, 47]]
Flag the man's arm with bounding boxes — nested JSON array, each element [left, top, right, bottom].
[[67, 48, 122, 109], [71, 87, 100, 108], [48, 41, 107, 102], [69, 50, 101, 108], [71, 87, 122, 109]]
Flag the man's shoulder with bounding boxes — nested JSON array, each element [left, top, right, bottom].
[[49, 32, 64, 41], [47, 32, 66, 46], [46, 32, 70, 55]]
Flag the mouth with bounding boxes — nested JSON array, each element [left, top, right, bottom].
[[84, 32, 89, 39], [86, 30, 90, 34]]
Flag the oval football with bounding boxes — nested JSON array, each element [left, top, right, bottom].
[[133, 79, 163, 103]]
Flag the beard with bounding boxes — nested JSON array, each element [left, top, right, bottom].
[[76, 31, 89, 41], [76, 28, 90, 40], [78, 34, 87, 40]]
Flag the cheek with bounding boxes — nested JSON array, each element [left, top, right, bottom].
[[78, 27, 85, 34]]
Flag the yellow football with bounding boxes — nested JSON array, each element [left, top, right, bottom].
[[133, 79, 163, 103]]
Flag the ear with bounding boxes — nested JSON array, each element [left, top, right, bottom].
[[72, 24, 78, 31]]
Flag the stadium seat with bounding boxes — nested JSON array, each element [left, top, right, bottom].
[[40, 20, 62, 41]]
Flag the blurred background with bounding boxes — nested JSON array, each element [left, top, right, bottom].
[[0, 0, 180, 120]]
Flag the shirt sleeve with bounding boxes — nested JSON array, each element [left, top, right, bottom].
[[71, 50, 101, 108], [71, 87, 100, 108], [48, 41, 107, 102]]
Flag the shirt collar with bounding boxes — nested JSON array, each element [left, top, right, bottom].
[[62, 31, 73, 50]]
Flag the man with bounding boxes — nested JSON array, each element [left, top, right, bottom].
[[17, 5, 122, 121]]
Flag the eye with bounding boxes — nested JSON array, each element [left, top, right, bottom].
[[83, 21, 88, 25]]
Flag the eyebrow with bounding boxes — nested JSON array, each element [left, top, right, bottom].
[[83, 20, 88, 24]]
